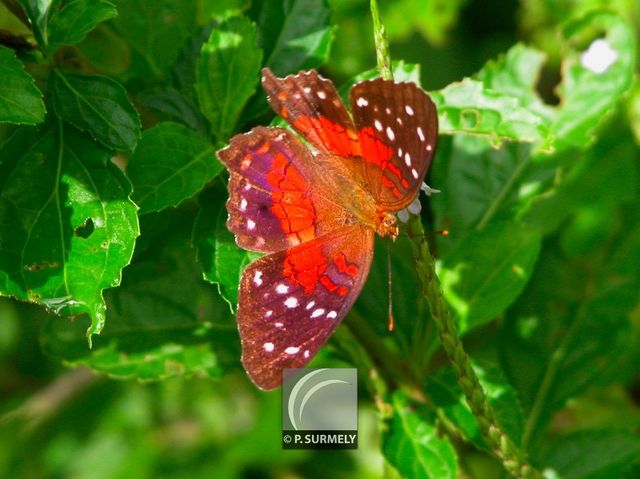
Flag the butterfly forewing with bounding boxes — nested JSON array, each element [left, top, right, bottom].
[[261, 68, 368, 185], [349, 78, 438, 210], [237, 224, 374, 390], [218, 126, 352, 253]]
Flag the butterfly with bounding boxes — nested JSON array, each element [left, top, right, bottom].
[[217, 68, 438, 390]]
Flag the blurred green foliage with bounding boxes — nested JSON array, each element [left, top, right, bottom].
[[1, 0, 639, 478]]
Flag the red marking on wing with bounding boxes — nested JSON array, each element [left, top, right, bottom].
[[349, 77, 439, 210], [292, 115, 361, 159], [358, 126, 393, 168], [261, 68, 368, 184], [334, 253, 358, 278], [236, 225, 374, 389], [283, 241, 328, 294], [218, 127, 350, 253]]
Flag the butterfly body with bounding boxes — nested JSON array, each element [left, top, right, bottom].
[[217, 68, 437, 389]]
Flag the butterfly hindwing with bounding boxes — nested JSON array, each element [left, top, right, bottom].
[[218, 126, 350, 253], [237, 224, 374, 390], [349, 78, 438, 210]]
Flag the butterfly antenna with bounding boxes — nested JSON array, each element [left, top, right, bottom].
[[387, 240, 395, 331]]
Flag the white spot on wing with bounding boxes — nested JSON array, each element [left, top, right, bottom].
[[386, 126, 395, 141], [426, 144, 433, 151], [326, 310, 338, 319], [253, 270, 263, 286], [247, 219, 256, 230], [306, 301, 315, 310], [412, 168, 419, 179], [405, 105, 414, 115], [397, 117, 403, 125], [303, 87, 311, 93], [317, 90, 327, 99], [240, 198, 248, 211], [417, 126, 425, 142], [304, 350, 310, 358], [356, 97, 369, 107], [374, 119, 383, 131], [385, 107, 391, 114], [275, 322, 283, 328], [404, 152, 412, 166], [276, 284, 289, 294], [311, 308, 325, 318], [285, 346, 300, 355], [266, 310, 273, 317], [243, 184, 251, 191], [284, 297, 299, 308], [263, 342, 274, 352]]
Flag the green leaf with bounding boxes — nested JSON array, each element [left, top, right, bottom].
[[111, 0, 196, 80], [474, 43, 554, 121], [431, 78, 552, 147], [438, 221, 541, 333], [47, 0, 117, 52], [425, 361, 525, 450], [41, 234, 236, 380], [552, 11, 635, 150], [543, 429, 640, 479], [256, 0, 333, 75], [196, 15, 262, 140], [136, 88, 208, 134], [521, 127, 638, 234], [128, 122, 222, 214], [192, 185, 259, 310], [74, 24, 131, 76], [0, 122, 139, 339], [0, 45, 45, 125], [430, 135, 537, 240], [382, 0, 467, 46], [16, 0, 54, 48], [501, 221, 640, 448], [382, 391, 458, 479], [49, 69, 141, 151], [241, 0, 334, 123]]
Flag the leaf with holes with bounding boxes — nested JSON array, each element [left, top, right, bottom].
[[432, 78, 552, 147], [49, 69, 141, 151], [0, 122, 139, 339], [474, 43, 554, 121], [41, 237, 236, 380], [0, 46, 45, 125], [552, 11, 635, 150], [128, 122, 222, 214]]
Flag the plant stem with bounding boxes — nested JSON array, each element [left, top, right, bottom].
[[368, 5, 542, 477], [370, 0, 392, 81], [408, 218, 542, 479]]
